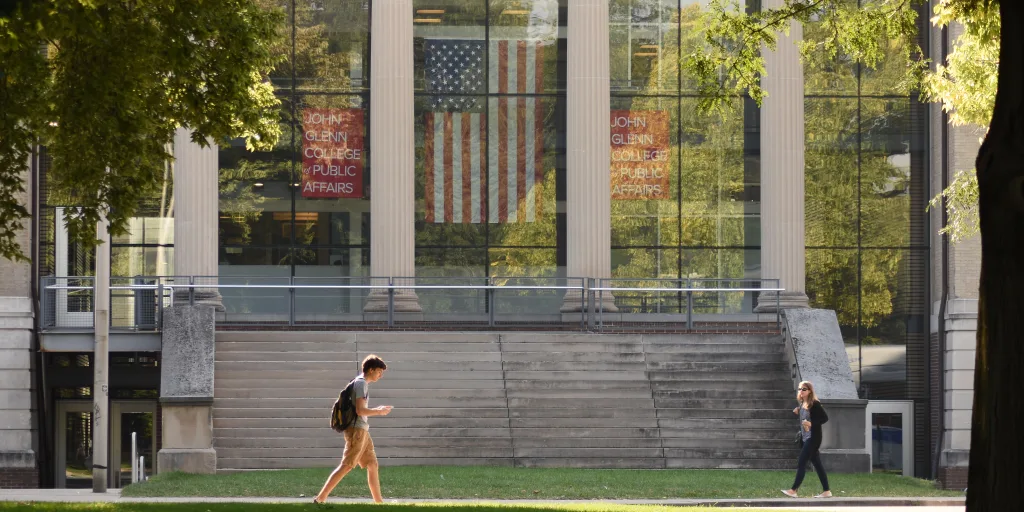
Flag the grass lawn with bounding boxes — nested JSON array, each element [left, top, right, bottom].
[[0, 505, 801, 512], [121, 466, 963, 499]]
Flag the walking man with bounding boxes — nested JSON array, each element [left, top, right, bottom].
[[314, 354, 392, 504]]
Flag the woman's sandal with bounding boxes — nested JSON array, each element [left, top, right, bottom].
[[781, 489, 798, 498], [814, 491, 833, 498]]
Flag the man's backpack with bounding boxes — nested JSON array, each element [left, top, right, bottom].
[[330, 379, 358, 433]]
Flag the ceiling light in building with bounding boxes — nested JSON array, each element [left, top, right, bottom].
[[501, 9, 529, 15], [639, 45, 659, 49], [294, 212, 319, 222], [414, 17, 442, 23], [416, 9, 445, 14], [253, 182, 264, 188], [634, 52, 658, 57]]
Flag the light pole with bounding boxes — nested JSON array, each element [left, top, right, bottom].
[[92, 211, 110, 492]]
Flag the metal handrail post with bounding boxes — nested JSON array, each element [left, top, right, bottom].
[[776, 280, 781, 330], [289, 276, 296, 327], [188, 276, 195, 306], [157, 282, 164, 328], [487, 277, 496, 327], [586, 278, 595, 331], [131, 432, 137, 483], [686, 277, 694, 330], [597, 279, 604, 332], [387, 278, 395, 328]]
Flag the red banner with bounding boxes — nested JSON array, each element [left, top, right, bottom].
[[301, 108, 364, 198], [610, 110, 670, 200]]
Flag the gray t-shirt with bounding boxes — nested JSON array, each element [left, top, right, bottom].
[[352, 375, 370, 430], [799, 406, 812, 441]]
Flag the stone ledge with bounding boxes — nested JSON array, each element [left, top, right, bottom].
[[0, 450, 36, 469], [157, 448, 216, 474]]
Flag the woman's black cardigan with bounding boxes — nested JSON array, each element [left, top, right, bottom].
[[806, 400, 829, 444]]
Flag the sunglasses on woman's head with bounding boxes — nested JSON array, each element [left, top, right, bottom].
[[798, 388, 809, 391]]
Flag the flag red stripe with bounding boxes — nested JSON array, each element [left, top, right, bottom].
[[424, 114, 435, 223], [480, 113, 487, 223], [534, 43, 544, 219], [498, 98, 508, 223], [443, 112, 454, 223], [516, 42, 528, 222], [461, 112, 472, 223]]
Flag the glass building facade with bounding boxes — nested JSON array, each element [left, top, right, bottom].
[[37, 0, 930, 402]]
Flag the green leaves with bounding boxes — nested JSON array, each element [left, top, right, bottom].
[[0, 0, 285, 260]]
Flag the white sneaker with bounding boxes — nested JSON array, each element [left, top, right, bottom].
[[814, 491, 833, 498], [781, 489, 798, 498]]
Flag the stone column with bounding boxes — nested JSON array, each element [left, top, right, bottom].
[[0, 297, 38, 488], [172, 128, 222, 308], [562, 0, 616, 312], [755, 0, 809, 312], [158, 305, 216, 474], [365, 0, 420, 312]]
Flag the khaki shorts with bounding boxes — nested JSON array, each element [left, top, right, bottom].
[[341, 427, 377, 469]]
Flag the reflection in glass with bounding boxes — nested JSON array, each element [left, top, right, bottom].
[[294, 0, 371, 92], [119, 412, 154, 487], [871, 412, 904, 474], [64, 412, 92, 488]]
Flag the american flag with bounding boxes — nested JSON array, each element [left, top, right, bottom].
[[424, 38, 545, 223]]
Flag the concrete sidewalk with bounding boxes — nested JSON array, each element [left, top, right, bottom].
[[0, 488, 966, 509]]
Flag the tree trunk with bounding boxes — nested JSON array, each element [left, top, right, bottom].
[[968, 2, 1024, 511]]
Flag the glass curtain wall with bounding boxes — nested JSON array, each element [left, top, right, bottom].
[[609, 0, 761, 313], [802, 2, 929, 404], [412, 0, 568, 279], [218, 0, 371, 316]]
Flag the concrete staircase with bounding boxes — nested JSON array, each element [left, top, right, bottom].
[[646, 334, 798, 469], [212, 332, 797, 471]]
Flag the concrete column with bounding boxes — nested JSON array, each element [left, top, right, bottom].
[[562, 0, 616, 312], [939, 298, 977, 488], [172, 128, 222, 308], [158, 305, 217, 474], [365, 0, 420, 312], [0, 298, 37, 489], [755, 0, 809, 312]]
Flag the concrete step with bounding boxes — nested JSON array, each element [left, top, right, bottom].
[[214, 381, 505, 393], [214, 427, 512, 438], [650, 380, 793, 392], [643, 343, 784, 355], [646, 361, 788, 372], [214, 417, 510, 429], [504, 371, 648, 381], [216, 341, 357, 353], [653, 390, 791, 400], [367, 351, 503, 362], [653, 398, 792, 409], [498, 342, 643, 353], [214, 436, 514, 449], [506, 388, 651, 399], [502, 352, 645, 363], [500, 333, 642, 344], [649, 371, 790, 382], [662, 438, 795, 450], [510, 408, 657, 419], [666, 458, 794, 470], [656, 408, 793, 420], [216, 352, 358, 362], [505, 380, 650, 391], [659, 418, 791, 430], [501, 361, 647, 372], [214, 407, 511, 419], [512, 447, 664, 458], [644, 352, 786, 363], [217, 447, 514, 459], [510, 417, 658, 428], [218, 457, 513, 470], [210, 361, 505, 372], [642, 334, 779, 345], [660, 428, 792, 440], [509, 427, 659, 438], [513, 458, 664, 469], [214, 397, 509, 408], [513, 437, 663, 449], [508, 398, 655, 409]]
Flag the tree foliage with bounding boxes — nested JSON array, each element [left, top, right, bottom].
[[0, 0, 284, 261]]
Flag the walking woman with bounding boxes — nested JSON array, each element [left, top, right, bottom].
[[782, 380, 832, 498]]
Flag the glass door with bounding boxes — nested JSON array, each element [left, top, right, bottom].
[[865, 400, 914, 477], [55, 401, 94, 488], [111, 401, 157, 487], [54, 207, 96, 328]]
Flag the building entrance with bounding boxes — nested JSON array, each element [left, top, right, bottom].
[[54, 400, 157, 488]]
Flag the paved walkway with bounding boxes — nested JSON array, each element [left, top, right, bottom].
[[0, 489, 966, 510]]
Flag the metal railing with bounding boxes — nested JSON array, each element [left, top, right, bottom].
[[41, 276, 784, 332]]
